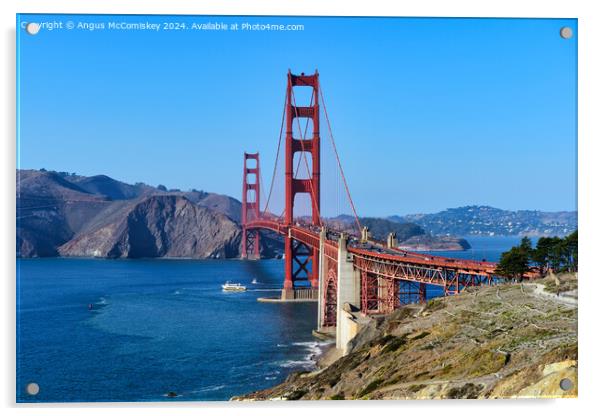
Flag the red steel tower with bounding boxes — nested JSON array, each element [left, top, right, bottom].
[[241, 152, 261, 259], [283, 70, 321, 297]]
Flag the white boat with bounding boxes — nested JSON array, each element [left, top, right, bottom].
[[222, 281, 247, 292], [251, 278, 258, 284]]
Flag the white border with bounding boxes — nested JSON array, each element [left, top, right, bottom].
[[2, 1, 600, 415]]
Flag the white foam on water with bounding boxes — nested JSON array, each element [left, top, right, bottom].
[[291, 341, 317, 347], [277, 341, 331, 369], [278, 360, 314, 369], [292, 340, 332, 361], [190, 384, 227, 393]]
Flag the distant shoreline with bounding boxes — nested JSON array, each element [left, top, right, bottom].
[[397, 246, 466, 252]]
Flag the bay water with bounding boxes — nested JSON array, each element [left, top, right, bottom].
[[16, 236, 518, 402]]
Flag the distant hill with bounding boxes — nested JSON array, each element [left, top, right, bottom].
[[323, 216, 470, 251], [68, 174, 156, 200], [327, 217, 425, 242], [17, 170, 482, 258], [16, 170, 246, 258], [389, 205, 577, 237]]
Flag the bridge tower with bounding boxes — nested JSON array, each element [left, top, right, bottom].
[[283, 70, 321, 299], [241, 152, 261, 259]]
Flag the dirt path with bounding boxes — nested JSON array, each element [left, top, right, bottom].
[[525, 283, 578, 307]]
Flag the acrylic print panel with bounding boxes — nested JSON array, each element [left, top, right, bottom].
[[16, 14, 577, 402]]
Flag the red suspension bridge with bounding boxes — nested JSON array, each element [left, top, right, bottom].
[[240, 70, 504, 343]]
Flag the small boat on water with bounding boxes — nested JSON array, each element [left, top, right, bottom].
[[251, 278, 258, 284], [222, 281, 247, 292]]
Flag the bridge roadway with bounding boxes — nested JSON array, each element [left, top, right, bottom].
[[245, 218, 499, 289]]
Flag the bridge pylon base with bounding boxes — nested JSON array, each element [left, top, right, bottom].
[[280, 287, 318, 301]]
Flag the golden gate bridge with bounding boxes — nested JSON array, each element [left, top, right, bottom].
[[240, 70, 508, 351]]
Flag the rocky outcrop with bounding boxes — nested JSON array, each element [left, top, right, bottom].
[[235, 274, 577, 400], [59, 195, 241, 259], [398, 235, 471, 251]]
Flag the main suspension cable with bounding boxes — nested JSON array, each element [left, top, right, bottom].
[[262, 89, 288, 216]]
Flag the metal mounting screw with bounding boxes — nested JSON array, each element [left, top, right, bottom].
[[559, 378, 574, 391], [26, 382, 40, 395], [560, 27, 573, 39], [25, 22, 40, 35]]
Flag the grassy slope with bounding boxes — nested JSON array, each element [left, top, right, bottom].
[[237, 273, 577, 400]]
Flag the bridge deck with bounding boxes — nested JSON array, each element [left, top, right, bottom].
[[245, 219, 501, 283]]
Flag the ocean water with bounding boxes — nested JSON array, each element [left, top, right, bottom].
[[17, 258, 323, 402], [16, 236, 519, 402]]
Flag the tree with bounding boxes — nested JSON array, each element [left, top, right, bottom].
[[532, 237, 555, 275], [157, 184, 167, 191], [527, 232, 578, 276], [495, 246, 530, 282], [564, 230, 578, 272], [548, 237, 565, 272], [519, 236, 533, 254]]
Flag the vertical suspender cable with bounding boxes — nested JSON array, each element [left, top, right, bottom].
[[319, 85, 362, 234]]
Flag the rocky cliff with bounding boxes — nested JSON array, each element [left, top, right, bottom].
[[58, 195, 241, 259]]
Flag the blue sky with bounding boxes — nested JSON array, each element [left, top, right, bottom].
[[17, 15, 577, 216]]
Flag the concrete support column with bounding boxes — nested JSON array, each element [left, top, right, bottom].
[[386, 232, 397, 249], [336, 234, 360, 350], [317, 227, 326, 330], [360, 227, 370, 243]]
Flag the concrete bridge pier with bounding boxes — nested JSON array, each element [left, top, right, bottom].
[[317, 227, 326, 330], [336, 234, 361, 353]]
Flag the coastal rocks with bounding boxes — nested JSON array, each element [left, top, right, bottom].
[[59, 195, 241, 259]]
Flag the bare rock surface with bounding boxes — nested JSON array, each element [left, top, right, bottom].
[[58, 195, 241, 259]]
